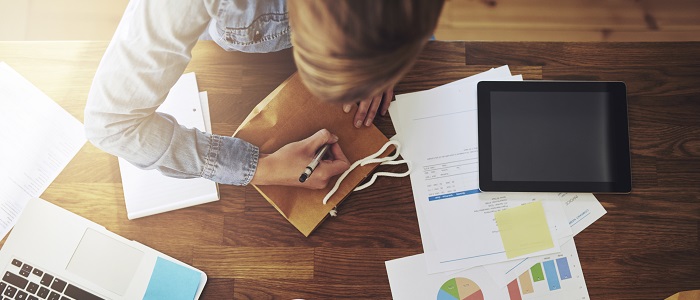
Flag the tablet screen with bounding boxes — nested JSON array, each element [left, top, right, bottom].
[[477, 81, 631, 193]]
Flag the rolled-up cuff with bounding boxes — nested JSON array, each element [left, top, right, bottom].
[[203, 135, 259, 185]]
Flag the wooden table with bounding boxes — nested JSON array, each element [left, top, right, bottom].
[[1, 41, 699, 299]]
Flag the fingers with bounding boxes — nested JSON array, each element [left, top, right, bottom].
[[345, 87, 394, 128], [311, 143, 350, 188], [354, 98, 372, 128], [326, 142, 349, 164], [380, 88, 393, 116], [303, 129, 337, 154], [365, 94, 382, 127], [343, 103, 353, 113]]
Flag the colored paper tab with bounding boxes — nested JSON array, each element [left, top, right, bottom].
[[143, 257, 201, 300], [518, 270, 534, 294], [507, 279, 522, 300], [495, 201, 555, 258], [543, 260, 561, 291], [556, 257, 572, 280], [531, 263, 545, 282]]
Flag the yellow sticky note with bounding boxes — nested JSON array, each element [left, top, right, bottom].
[[495, 201, 554, 258]]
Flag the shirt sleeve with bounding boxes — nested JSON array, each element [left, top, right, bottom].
[[84, 0, 258, 185]]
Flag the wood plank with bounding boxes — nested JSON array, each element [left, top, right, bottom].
[[465, 42, 700, 68], [25, 0, 128, 40], [192, 246, 315, 279], [314, 248, 423, 284], [437, 27, 607, 42], [629, 96, 700, 127], [2, 0, 698, 43], [0, 0, 29, 40], [218, 186, 247, 214], [436, 27, 700, 42], [639, 0, 700, 29], [658, 159, 700, 188], [44, 146, 120, 184], [608, 30, 700, 42], [233, 279, 392, 299], [630, 124, 700, 159], [594, 192, 700, 220], [441, 0, 648, 31], [199, 278, 235, 300], [399, 41, 543, 92], [108, 208, 224, 250], [629, 154, 659, 189], [577, 215, 699, 299]]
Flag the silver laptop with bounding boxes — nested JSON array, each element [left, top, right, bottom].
[[0, 198, 207, 300]]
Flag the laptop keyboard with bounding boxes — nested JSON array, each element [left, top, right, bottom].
[[2, 258, 103, 300]]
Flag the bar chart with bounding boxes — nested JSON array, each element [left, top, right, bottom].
[[506, 251, 588, 300]]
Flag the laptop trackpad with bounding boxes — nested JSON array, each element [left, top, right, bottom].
[[66, 228, 144, 295]]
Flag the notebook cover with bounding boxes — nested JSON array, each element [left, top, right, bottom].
[[234, 73, 391, 236]]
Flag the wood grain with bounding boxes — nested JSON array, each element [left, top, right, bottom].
[[437, 0, 700, 42], [0, 41, 699, 299], [5, 0, 699, 42]]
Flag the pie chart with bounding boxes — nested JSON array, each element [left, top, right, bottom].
[[437, 277, 484, 300]]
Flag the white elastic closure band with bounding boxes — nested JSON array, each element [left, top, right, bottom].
[[322, 140, 411, 205]]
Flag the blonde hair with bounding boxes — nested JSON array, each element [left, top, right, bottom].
[[289, 0, 444, 103]]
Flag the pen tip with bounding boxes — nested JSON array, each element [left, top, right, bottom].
[[299, 174, 308, 183]]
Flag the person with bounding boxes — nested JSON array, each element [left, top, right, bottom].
[[85, 0, 444, 190]]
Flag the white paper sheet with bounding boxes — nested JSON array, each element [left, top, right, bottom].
[[559, 193, 607, 236], [119, 73, 219, 219], [0, 62, 86, 238], [199, 91, 211, 134], [385, 237, 590, 300]]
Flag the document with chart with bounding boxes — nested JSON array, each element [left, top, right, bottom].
[[391, 66, 609, 275], [394, 66, 571, 273], [385, 237, 590, 300]]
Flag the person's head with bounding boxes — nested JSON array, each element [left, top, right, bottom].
[[289, 0, 444, 103]]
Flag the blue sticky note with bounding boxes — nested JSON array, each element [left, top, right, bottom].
[[143, 257, 201, 300]]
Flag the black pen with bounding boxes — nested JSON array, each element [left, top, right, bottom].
[[299, 144, 331, 183]]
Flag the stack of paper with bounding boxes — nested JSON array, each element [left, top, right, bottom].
[[118, 73, 219, 219], [0, 62, 86, 239], [385, 66, 607, 299]]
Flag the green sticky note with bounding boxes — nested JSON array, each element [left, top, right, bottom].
[[495, 201, 554, 258], [143, 257, 201, 300]]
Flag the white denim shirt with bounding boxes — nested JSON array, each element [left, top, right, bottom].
[[85, 0, 291, 185]]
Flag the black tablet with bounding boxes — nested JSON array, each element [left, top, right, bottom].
[[477, 81, 631, 193]]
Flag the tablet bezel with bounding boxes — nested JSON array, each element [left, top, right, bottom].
[[477, 81, 632, 193]]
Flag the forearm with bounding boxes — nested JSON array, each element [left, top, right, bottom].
[[85, 0, 260, 185]]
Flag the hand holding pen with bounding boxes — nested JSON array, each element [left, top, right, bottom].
[[250, 129, 350, 189], [299, 143, 331, 182]]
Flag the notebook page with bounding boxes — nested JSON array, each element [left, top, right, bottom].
[[119, 73, 219, 219]]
